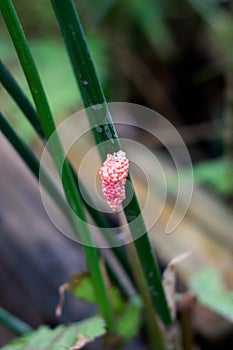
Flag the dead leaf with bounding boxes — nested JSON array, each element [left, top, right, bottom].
[[67, 273, 90, 292], [163, 248, 197, 321], [55, 272, 90, 317], [55, 282, 69, 317]]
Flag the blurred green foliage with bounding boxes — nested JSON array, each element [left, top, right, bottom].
[[193, 158, 233, 195], [60, 273, 142, 344], [170, 158, 233, 197], [190, 267, 233, 323], [1, 315, 106, 350]]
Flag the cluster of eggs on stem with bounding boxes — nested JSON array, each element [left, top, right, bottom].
[[99, 150, 129, 211]]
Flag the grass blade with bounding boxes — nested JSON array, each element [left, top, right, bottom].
[[0, 59, 44, 141]]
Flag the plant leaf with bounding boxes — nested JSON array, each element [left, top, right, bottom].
[[115, 296, 142, 342], [1, 315, 106, 350], [71, 273, 96, 303], [163, 248, 196, 321], [56, 273, 125, 317], [55, 274, 143, 343], [190, 268, 233, 323]]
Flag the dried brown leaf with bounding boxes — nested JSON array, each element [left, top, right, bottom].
[[55, 272, 90, 317], [55, 282, 69, 317], [163, 248, 197, 320]]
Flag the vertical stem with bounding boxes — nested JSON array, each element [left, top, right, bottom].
[[127, 243, 167, 350], [0, 59, 45, 141], [117, 210, 167, 350], [0, 0, 114, 328], [179, 293, 195, 350]]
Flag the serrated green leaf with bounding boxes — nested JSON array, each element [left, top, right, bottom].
[[69, 273, 96, 304], [67, 273, 125, 313], [67, 275, 142, 342], [115, 296, 142, 342], [74, 315, 106, 338], [190, 268, 233, 323], [1, 315, 106, 350], [109, 284, 125, 314]]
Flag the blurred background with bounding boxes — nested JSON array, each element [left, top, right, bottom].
[[0, 0, 233, 349]]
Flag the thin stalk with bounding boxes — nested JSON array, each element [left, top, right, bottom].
[[0, 307, 33, 336], [127, 243, 167, 350], [0, 59, 132, 292], [0, 0, 114, 327], [51, 0, 172, 327], [118, 211, 167, 350], [180, 312, 193, 350], [179, 293, 195, 350], [0, 59, 44, 141]]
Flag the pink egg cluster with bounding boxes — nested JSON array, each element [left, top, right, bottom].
[[99, 150, 129, 211]]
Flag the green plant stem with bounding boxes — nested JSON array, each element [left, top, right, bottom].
[[117, 209, 167, 350], [0, 59, 45, 141], [127, 242, 167, 350], [0, 307, 33, 336], [0, 59, 133, 296], [0, 0, 114, 328], [51, 0, 172, 327]]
